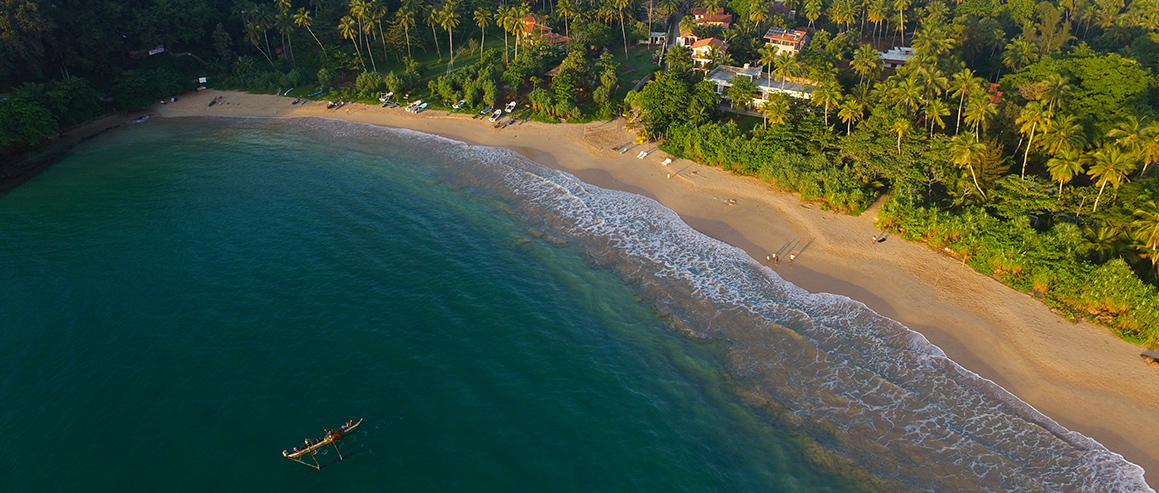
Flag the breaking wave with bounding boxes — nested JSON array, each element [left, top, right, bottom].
[[301, 117, 1153, 492]]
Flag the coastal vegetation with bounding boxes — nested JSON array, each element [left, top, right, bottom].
[[1, 0, 1157, 344]]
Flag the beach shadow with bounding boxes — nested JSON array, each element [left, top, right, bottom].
[[795, 238, 815, 258], [668, 164, 696, 177], [776, 241, 797, 258]]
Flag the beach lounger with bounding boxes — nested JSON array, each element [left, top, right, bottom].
[[637, 151, 648, 159], [661, 158, 672, 166]]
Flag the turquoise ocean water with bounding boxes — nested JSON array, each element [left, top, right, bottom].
[[0, 117, 1149, 491]]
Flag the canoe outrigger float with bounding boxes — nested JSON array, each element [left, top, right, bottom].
[[282, 418, 362, 470]]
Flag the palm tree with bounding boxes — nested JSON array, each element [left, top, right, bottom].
[[964, 95, 996, 140], [891, 117, 911, 154], [850, 44, 881, 84], [893, 0, 910, 45], [750, 4, 768, 33], [830, 0, 855, 31], [949, 68, 977, 134], [1087, 144, 1137, 212], [838, 98, 863, 133], [1046, 146, 1085, 197], [892, 76, 922, 114], [1133, 199, 1159, 276], [474, 9, 490, 52], [441, 3, 459, 69], [512, 4, 530, 59], [245, 21, 276, 67], [615, 0, 633, 56], [295, 8, 328, 60], [497, 5, 512, 62], [1002, 36, 1038, 71], [758, 44, 778, 88], [339, 16, 365, 69], [924, 98, 950, 137], [397, 5, 416, 59], [679, 14, 697, 40], [1040, 114, 1086, 155], [658, 0, 679, 23], [949, 132, 988, 198], [1040, 73, 1070, 112], [772, 52, 798, 91], [811, 79, 842, 127], [760, 95, 791, 128], [350, 0, 376, 72], [557, 0, 575, 37], [251, 5, 276, 66], [867, 0, 886, 42], [804, 0, 822, 28], [726, 76, 759, 109], [1139, 121, 1159, 176], [368, 1, 390, 65], [1016, 100, 1051, 179], [275, 8, 296, 65], [427, 7, 443, 61], [1107, 116, 1143, 156]]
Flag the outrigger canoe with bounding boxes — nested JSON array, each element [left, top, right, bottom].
[[283, 418, 362, 469]]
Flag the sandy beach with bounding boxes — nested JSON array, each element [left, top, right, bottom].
[[155, 90, 1159, 485]]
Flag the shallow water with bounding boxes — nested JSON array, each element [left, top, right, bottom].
[[0, 117, 1148, 491]]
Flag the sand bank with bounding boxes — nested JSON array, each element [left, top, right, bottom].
[[156, 90, 1159, 485]]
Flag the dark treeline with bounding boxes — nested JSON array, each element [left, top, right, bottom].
[[1, 0, 663, 151]]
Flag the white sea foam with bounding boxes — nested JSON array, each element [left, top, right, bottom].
[[290, 117, 1153, 492]]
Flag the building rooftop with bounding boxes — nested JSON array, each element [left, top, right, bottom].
[[690, 37, 728, 51], [707, 65, 816, 98], [764, 27, 808, 42], [879, 46, 915, 62]]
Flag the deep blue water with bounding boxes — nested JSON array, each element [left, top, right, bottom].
[[0, 117, 1149, 492]]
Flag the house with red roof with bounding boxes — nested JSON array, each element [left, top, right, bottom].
[[690, 37, 729, 68], [690, 7, 733, 28]]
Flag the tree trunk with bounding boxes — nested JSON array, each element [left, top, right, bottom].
[[621, 10, 629, 56], [955, 91, 965, 134], [969, 164, 987, 198], [1093, 179, 1107, 212], [1021, 123, 1036, 179], [405, 25, 412, 58]]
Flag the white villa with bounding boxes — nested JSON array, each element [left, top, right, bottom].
[[690, 38, 729, 68], [706, 64, 816, 106], [763, 27, 810, 56], [879, 46, 915, 69]]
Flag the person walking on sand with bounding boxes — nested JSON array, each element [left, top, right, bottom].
[[872, 234, 878, 244], [771, 253, 778, 265], [765, 255, 770, 265], [788, 254, 796, 263]]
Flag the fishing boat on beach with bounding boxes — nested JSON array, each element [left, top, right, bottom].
[[283, 418, 362, 470]]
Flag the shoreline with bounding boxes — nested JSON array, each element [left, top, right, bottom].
[[151, 90, 1158, 484]]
